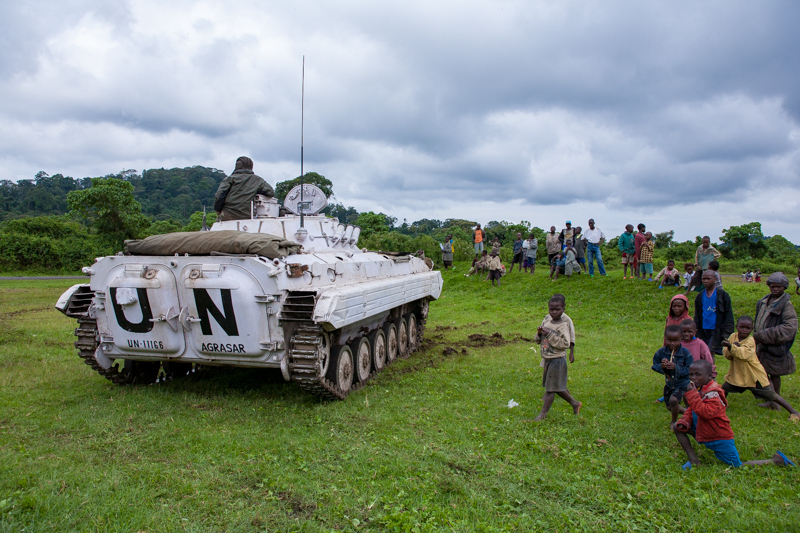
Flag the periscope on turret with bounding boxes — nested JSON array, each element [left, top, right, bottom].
[[55, 182, 443, 400]]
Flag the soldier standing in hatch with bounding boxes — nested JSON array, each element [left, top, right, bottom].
[[214, 156, 275, 221]]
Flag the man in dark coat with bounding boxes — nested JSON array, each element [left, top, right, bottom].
[[694, 270, 735, 356], [753, 271, 798, 409], [214, 156, 275, 221]]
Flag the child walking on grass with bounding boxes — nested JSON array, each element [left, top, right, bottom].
[[652, 325, 694, 425], [673, 359, 796, 469], [533, 294, 582, 421]]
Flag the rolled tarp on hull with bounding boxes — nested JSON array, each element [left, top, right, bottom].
[[124, 231, 302, 259]]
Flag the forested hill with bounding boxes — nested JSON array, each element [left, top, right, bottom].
[[1, 166, 227, 224]]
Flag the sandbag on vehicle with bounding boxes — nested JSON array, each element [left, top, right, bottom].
[[124, 231, 302, 259]]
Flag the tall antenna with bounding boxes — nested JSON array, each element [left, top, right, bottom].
[[300, 55, 305, 228]]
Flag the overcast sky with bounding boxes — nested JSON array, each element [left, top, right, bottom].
[[2, 0, 799, 242]]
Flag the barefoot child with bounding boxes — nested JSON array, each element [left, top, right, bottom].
[[464, 252, 485, 277], [524, 233, 538, 274], [440, 235, 453, 270], [639, 232, 655, 281], [553, 240, 581, 281], [533, 295, 582, 421], [510, 233, 524, 273], [486, 251, 503, 287], [673, 360, 796, 468], [720, 316, 800, 420], [549, 252, 564, 280], [618, 224, 636, 279], [652, 325, 694, 425], [656, 259, 682, 288], [683, 263, 699, 293]]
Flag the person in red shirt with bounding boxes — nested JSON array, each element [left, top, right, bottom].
[[633, 223, 646, 279], [672, 359, 795, 469]]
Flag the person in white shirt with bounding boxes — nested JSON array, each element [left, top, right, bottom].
[[582, 218, 607, 276]]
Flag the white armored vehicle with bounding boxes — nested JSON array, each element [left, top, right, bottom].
[[55, 185, 443, 400]]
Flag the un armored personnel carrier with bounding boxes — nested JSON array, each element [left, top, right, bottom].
[[55, 185, 443, 399]]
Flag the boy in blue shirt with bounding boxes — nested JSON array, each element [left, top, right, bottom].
[[694, 270, 734, 356], [652, 325, 694, 425]]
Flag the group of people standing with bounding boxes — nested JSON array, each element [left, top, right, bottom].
[[456, 221, 739, 293], [542, 220, 608, 279], [653, 270, 799, 468], [453, 218, 800, 469], [461, 220, 611, 285]]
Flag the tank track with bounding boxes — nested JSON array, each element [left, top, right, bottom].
[[288, 324, 348, 400], [75, 317, 181, 385], [288, 314, 427, 400], [74, 317, 138, 385]]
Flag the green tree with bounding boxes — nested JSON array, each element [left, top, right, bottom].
[[142, 219, 184, 238], [654, 230, 674, 249], [275, 172, 333, 203], [484, 221, 506, 244], [324, 203, 359, 225], [0, 215, 86, 240], [184, 210, 218, 232], [441, 219, 476, 235], [355, 211, 393, 240], [765, 235, 798, 261], [663, 240, 698, 262], [719, 222, 767, 259], [67, 178, 150, 248]]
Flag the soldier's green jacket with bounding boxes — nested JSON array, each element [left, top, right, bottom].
[[214, 170, 274, 221]]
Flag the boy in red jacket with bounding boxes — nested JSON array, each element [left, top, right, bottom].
[[672, 359, 795, 469]]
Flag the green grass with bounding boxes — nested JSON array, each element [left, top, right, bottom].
[[1, 271, 799, 532]]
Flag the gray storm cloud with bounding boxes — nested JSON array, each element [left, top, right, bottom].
[[1, 0, 799, 240]]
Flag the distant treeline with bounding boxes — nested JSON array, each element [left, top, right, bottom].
[[1, 167, 798, 274], [1, 167, 226, 224]]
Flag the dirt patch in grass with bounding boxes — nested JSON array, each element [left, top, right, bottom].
[[0, 305, 53, 320], [394, 329, 535, 374], [277, 491, 318, 518], [446, 461, 476, 475], [433, 320, 490, 333], [428, 330, 534, 353]]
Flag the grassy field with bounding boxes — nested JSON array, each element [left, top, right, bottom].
[[1, 270, 799, 532]]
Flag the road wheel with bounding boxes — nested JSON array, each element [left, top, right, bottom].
[[407, 313, 418, 352], [384, 322, 398, 363], [318, 331, 331, 377], [396, 316, 409, 357], [326, 344, 353, 393], [351, 336, 372, 383], [369, 329, 387, 372]]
